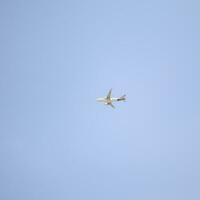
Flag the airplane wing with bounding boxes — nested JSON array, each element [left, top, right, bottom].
[[109, 103, 115, 109], [106, 89, 112, 100]]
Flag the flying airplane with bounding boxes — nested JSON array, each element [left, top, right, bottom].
[[96, 89, 126, 108]]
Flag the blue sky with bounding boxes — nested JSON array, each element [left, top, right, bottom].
[[0, 0, 200, 200]]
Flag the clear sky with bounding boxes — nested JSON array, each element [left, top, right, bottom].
[[0, 0, 200, 200]]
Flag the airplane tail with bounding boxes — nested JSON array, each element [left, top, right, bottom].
[[117, 95, 126, 101]]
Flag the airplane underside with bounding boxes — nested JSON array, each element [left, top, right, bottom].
[[97, 89, 126, 109]]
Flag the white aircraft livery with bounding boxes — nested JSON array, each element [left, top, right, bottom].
[[96, 89, 126, 108]]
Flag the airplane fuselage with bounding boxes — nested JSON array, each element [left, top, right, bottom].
[[96, 97, 120, 104]]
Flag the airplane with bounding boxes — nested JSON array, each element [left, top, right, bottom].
[[96, 89, 126, 108]]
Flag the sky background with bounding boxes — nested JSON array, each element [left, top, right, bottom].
[[0, 0, 200, 200]]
